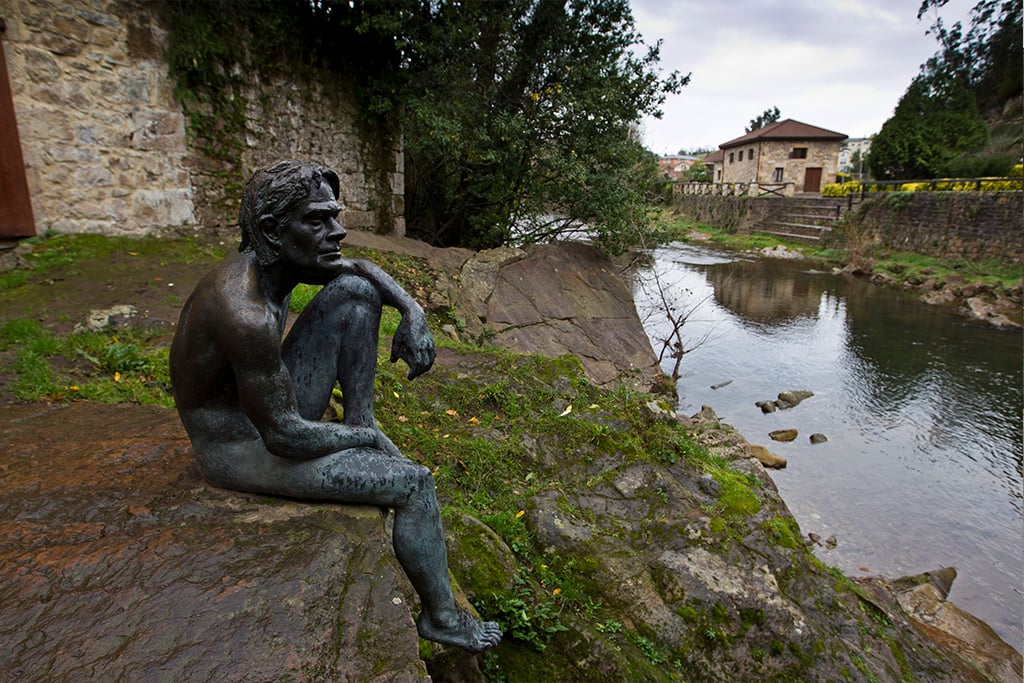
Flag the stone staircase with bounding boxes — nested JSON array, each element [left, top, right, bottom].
[[752, 196, 856, 243]]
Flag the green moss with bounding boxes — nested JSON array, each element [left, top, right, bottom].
[[762, 516, 802, 549]]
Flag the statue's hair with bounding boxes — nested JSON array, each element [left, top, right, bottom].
[[238, 160, 341, 266]]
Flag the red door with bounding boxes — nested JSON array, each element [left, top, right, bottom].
[[802, 167, 823, 193], [0, 32, 36, 239]]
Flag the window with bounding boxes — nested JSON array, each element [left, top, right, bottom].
[[749, 148, 754, 159], [773, 167, 784, 182], [729, 152, 734, 163], [738, 150, 743, 161], [790, 147, 808, 159]]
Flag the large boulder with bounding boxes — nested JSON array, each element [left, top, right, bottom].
[[453, 242, 660, 388], [0, 402, 430, 681], [342, 232, 661, 390]]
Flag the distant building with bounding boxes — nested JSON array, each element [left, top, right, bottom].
[[718, 119, 847, 193], [839, 137, 872, 177], [658, 154, 698, 180], [701, 149, 725, 182]]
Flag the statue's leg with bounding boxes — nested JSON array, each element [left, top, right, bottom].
[[219, 443, 500, 652], [276, 277, 500, 651], [282, 274, 381, 424]]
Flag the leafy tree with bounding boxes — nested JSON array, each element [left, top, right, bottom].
[[746, 106, 780, 133], [683, 162, 709, 183], [871, 1, 1021, 179], [918, 0, 1022, 112], [167, 1, 686, 253], [869, 69, 988, 179], [397, 0, 687, 253]]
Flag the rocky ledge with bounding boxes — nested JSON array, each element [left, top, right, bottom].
[[2, 234, 1019, 682], [0, 402, 429, 681]]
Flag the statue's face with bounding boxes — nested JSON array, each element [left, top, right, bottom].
[[278, 180, 346, 282]]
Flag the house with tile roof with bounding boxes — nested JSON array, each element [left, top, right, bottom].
[[700, 149, 725, 183], [718, 119, 847, 193]]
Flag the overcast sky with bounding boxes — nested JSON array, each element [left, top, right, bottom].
[[630, 0, 976, 155]]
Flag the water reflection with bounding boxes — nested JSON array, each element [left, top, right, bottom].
[[631, 242, 1023, 651]]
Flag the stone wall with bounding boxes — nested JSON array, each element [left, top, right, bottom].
[[1, 0, 402, 238], [671, 192, 1024, 262], [848, 191, 1024, 262]]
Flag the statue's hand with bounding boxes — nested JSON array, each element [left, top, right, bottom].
[[391, 312, 436, 379]]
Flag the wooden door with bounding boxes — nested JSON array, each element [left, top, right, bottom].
[[802, 167, 823, 193], [0, 32, 36, 238]]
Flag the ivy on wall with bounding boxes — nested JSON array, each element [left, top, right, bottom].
[[166, 0, 403, 231]]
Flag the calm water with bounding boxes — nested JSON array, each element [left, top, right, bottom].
[[631, 242, 1023, 651]]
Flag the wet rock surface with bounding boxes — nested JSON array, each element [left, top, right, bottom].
[[0, 402, 429, 682]]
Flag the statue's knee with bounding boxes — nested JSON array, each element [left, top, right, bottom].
[[324, 274, 380, 308], [411, 463, 436, 493]]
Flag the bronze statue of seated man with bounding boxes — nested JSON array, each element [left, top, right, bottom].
[[170, 160, 501, 653]]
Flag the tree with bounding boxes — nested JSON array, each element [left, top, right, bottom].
[[684, 162, 709, 183], [918, 0, 1022, 112], [166, 0, 686, 253], [868, 70, 988, 179], [396, 0, 687, 253], [746, 106, 780, 133], [870, 1, 1020, 179]]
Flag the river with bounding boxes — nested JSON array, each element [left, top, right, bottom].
[[630, 241, 1023, 651]]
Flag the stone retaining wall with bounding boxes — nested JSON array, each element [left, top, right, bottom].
[[1, 0, 402, 238], [849, 191, 1023, 262], [672, 192, 1024, 262]]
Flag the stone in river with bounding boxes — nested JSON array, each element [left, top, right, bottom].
[[769, 428, 798, 442]]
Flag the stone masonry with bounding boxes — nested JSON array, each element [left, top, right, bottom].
[[722, 139, 842, 188], [0, 0, 403, 238]]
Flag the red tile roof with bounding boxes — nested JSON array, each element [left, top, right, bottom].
[[719, 119, 847, 149], [702, 149, 725, 163]]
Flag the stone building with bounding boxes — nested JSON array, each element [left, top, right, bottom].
[[701, 149, 725, 183], [0, 0, 403, 241], [718, 119, 847, 193]]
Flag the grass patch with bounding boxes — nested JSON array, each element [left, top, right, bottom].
[[0, 318, 173, 406], [1, 233, 226, 292]]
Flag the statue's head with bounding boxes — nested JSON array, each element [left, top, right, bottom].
[[238, 160, 342, 266]]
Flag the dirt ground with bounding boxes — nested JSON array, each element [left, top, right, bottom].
[[0, 237, 227, 407], [1, 247, 216, 336]]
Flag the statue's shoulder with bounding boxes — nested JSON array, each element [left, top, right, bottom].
[[187, 256, 270, 333]]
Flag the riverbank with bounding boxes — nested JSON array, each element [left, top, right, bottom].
[[629, 239, 1022, 655], [659, 215, 1023, 329], [1, 232, 1020, 681]]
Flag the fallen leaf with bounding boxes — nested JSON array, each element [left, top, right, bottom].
[[559, 405, 573, 416]]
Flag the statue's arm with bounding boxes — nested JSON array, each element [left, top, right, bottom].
[[224, 313, 378, 459], [342, 258, 423, 316], [343, 258, 435, 379]]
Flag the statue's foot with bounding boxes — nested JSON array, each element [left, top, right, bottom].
[[416, 608, 502, 653]]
